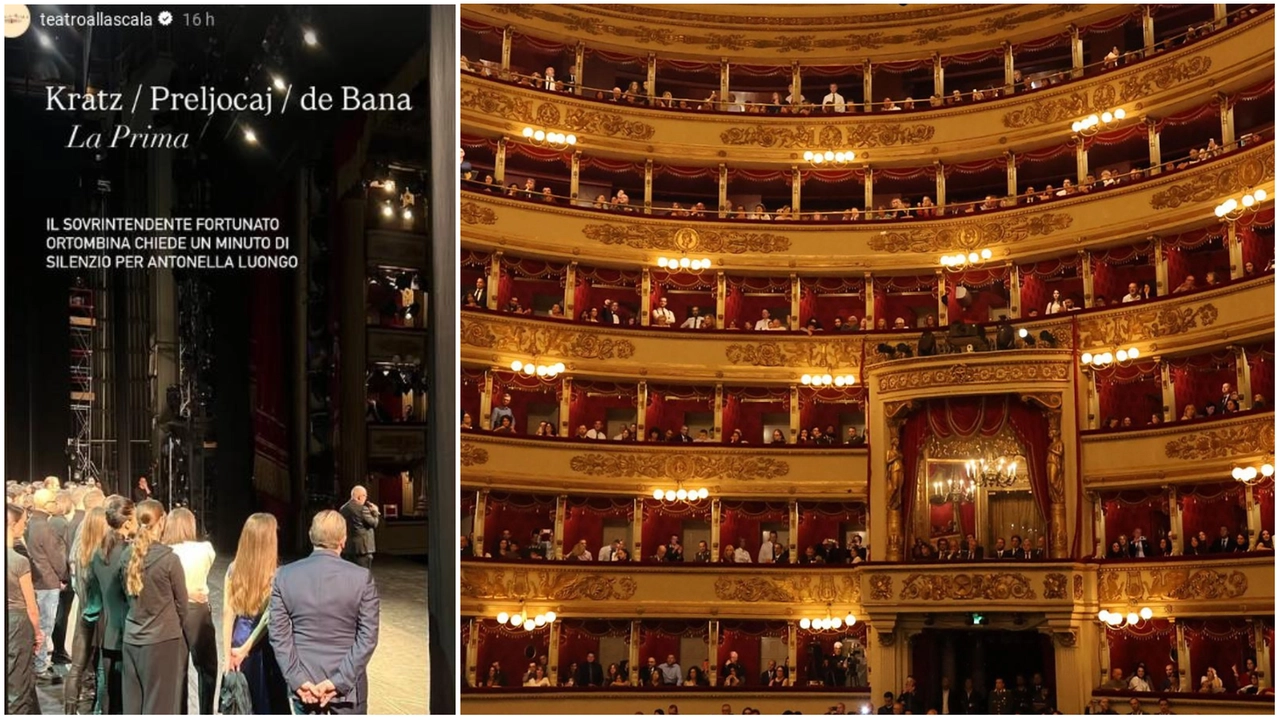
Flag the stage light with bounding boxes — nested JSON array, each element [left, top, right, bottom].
[[381, 203, 393, 218], [36, 31, 52, 49], [242, 128, 258, 144], [402, 208, 413, 221], [303, 27, 319, 47], [272, 75, 286, 91]]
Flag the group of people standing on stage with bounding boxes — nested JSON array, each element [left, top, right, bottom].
[[7, 478, 382, 715]]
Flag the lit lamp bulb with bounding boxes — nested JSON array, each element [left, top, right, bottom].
[[545, 611, 557, 623], [1126, 612, 1140, 626], [566, 134, 577, 146], [1071, 121, 1082, 133], [835, 376, 846, 387], [522, 127, 534, 138], [1101, 111, 1113, 123], [554, 363, 566, 374], [804, 151, 814, 161], [1019, 328, 1029, 339], [657, 257, 669, 268], [1106, 612, 1123, 626], [1262, 464, 1274, 477], [981, 249, 993, 260], [510, 360, 523, 372], [535, 615, 547, 627], [1242, 193, 1256, 208], [968, 252, 979, 264], [800, 618, 811, 629], [697, 488, 708, 499], [824, 151, 835, 161], [1139, 607, 1153, 621], [402, 208, 413, 221], [831, 618, 842, 629], [523, 363, 535, 375], [676, 488, 688, 500], [845, 613, 857, 626], [665, 490, 677, 502], [679, 257, 691, 269], [272, 75, 286, 91], [653, 489, 665, 500], [801, 374, 812, 385], [822, 374, 833, 385], [812, 154, 824, 164], [1098, 610, 1110, 623], [524, 619, 536, 631], [381, 204, 393, 218], [511, 613, 524, 627], [497, 612, 510, 625], [1254, 189, 1267, 201], [1117, 350, 1129, 362], [1232, 467, 1245, 481], [1115, 108, 1126, 119]]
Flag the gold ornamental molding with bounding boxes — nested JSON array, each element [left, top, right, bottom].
[[869, 212, 1072, 254], [462, 316, 637, 360], [898, 572, 1036, 601], [1149, 153, 1277, 210], [475, 4, 1119, 63], [1002, 55, 1212, 129], [1076, 302, 1218, 348], [1163, 415, 1275, 461], [460, 86, 536, 125], [1043, 572, 1069, 600], [462, 566, 638, 601], [724, 339, 863, 368], [720, 123, 935, 149], [875, 359, 1070, 393], [461, 201, 498, 226], [568, 452, 789, 482], [1098, 567, 1249, 604], [713, 574, 860, 604], [582, 223, 792, 254], [563, 106, 656, 141], [1073, 574, 1084, 601], [869, 574, 893, 601], [461, 443, 490, 467]]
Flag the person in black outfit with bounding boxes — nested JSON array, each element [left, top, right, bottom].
[[1212, 525, 1233, 553], [8, 502, 41, 714], [339, 485, 381, 569], [26, 488, 69, 682], [468, 277, 487, 308], [899, 676, 925, 715], [52, 490, 86, 666], [132, 476, 153, 504], [88, 495, 135, 714], [722, 651, 746, 686], [876, 691, 896, 714], [121, 499, 189, 714], [576, 651, 605, 687], [960, 677, 985, 714]]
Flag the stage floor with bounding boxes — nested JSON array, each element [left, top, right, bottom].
[[36, 554, 429, 714]]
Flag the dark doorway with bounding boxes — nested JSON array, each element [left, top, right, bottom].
[[910, 628, 1055, 709]]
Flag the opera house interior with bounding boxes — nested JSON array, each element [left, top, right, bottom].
[[457, 3, 1276, 715]]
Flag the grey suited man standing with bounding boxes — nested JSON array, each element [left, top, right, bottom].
[[339, 485, 380, 569], [270, 510, 380, 714]]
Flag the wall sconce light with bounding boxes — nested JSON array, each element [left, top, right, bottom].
[[1216, 188, 1268, 220], [521, 126, 577, 149], [1071, 108, 1126, 135]]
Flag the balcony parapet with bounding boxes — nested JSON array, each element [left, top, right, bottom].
[[1081, 411, 1275, 487]]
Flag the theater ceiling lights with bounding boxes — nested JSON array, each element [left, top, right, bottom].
[[940, 249, 992, 269], [1080, 346, 1139, 368], [651, 486, 709, 502], [1232, 459, 1275, 485], [656, 256, 711, 271], [1215, 188, 1268, 219], [799, 606, 857, 631], [1096, 606, 1154, 627], [1070, 108, 1126, 136], [800, 372, 857, 387], [802, 150, 855, 167], [495, 605, 556, 632], [510, 359, 565, 379], [521, 125, 576, 150]]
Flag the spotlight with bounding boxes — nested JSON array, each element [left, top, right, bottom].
[[381, 203, 394, 218], [36, 31, 52, 49], [1038, 330, 1056, 347], [895, 343, 913, 358], [402, 208, 413, 221], [242, 127, 258, 144], [303, 27, 319, 46], [272, 75, 286, 91]]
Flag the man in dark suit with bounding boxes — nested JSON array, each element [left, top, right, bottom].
[[933, 676, 963, 715], [1128, 527, 1153, 558], [672, 425, 694, 443], [1028, 536, 1048, 560], [722, 650, 746, 686], [1212, 525, 1232, 553], [876, 692, 896, 714], [957, 535, 984, 560], [576, 651, 605, 687], [1218, 382, 1233, 412], [339, 485, 381, 569], [899, 676, 925, 715], [992, 537, 1013, 559], [960, 677, 985, 714], [1008, 535, 1026, 560], [760, 659, 778, 685], [270, 510, 380, 714], [468, 277, 487, 308]]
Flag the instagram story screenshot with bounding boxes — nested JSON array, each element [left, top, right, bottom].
[[3, 4, 457, 715]]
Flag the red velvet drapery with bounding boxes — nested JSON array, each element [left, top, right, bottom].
[[1106, 620, 1175, 679], [872, 275, 937, 328], [1090, 242, 1157, 303], [795, 624, 868, 686], [483, 492, 557, 556], [476, 619, 552, 687], [637, 621, 708, 677], [799, 386, 865, 436], [575, 266, 643, 323], [557, 620, 632, 681], [1239, 209, 1276, 272], [491, 371, 562, 434], [717, 621, 790, 686], [651, 270, 716, 327], [561, 496, 635, 557], [900, 397, 1051, 551], [1258, 480, 1275, 536], [1100, 489, 1171, 549], [801, 277, 865, 327], [461, 368, 485, 426], [641, 498, 711, 559], [645, 384, 714, 438], [796, 503, 867, 558], [719, 501, 789, 561], [570, 380, 637, 433], [1018, 257, 1083, 317], [1095, 361, 1163, 426], [728, 276, 792, 329], [1184, 619, 1254, 691], [1168, 352, 1237, 414], [1245, 342, 1275, 405], [944, 267, 1009, 324], [1178, 482, 1248, 540], [1164, 232, 1228, 288], [722, 386, 790, 444]]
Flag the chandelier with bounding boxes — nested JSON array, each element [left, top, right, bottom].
[[801, 372, 857, 387], [1070, 108, 1126, 136], [965, 457, 1018, 489], [1081, 346, 1139, 368], [1097, 607, 1153, 628], [931, 477, 976, 504], [802, 150, 855, 167], [495, 604, 557, 632], [1231, 459, 1274, 486], [1215, 188, 1268, 220], [651, 485, 709, 502], [941, 249, 993, 269], [521, 126, 576, 149], [799, 606, 857, 631], [510, 359, 565, 379]]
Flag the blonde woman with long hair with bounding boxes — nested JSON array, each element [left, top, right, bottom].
[[164, 507, 218, 714], [65, 506, 108, 713], [222, 512, 288, 713], [121, 499, 189, 714]]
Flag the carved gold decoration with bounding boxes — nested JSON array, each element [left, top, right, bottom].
[[719, 123, 935, 149], [569, 453, 789, 482], [462, 317, 636, 360], [563, 107, 656, 140], [886, 437, 905, 512], [583, 223, 791, 254], [713, 574, 860, 604], [461, 567, 637, 601], [1043, 573, 1069, 600], [1163, 416, 1274, 460], [1098, 567, 1249, 603], [1149, 152, 1276, 210], [461, 443, 490, 467], [899, 573, 1036, 601], [484, 4, 1095, 56], [1073, 574, 1084, 601], [461, 202, 498, 226], [877, 631, 897, 647], [869, 574, 893, 601], [1053, 630, 1079, 648], [459, 86, 536, 124], [724, 339, 862, 368], [1077, 303, 1218, 348], [870, 213, 1072, 254], [877, 361, 1069, 393], [1002, 56, 1211, 128]]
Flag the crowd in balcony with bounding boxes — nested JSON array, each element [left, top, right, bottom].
[[1100, 658, 1272, 697], [1103, 525, 1273, 559]]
